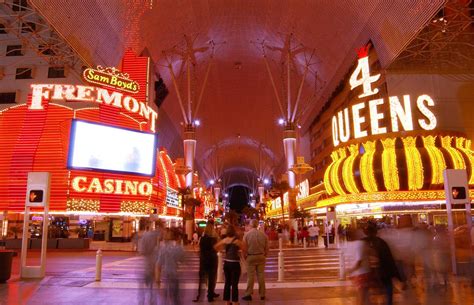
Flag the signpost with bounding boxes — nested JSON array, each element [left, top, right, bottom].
[[21, 172, 51, 279], [443, 169, 470, 275]]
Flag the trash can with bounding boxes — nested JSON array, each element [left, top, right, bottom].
[[0, 250, 14, 283]]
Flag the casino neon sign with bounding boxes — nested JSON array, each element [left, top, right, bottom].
[[332, 47, 437, 147], [71, 176, 153, 196], [30, 84, 158, 132]]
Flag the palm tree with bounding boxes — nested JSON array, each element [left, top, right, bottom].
[[292, 208, 311, 228], [268, 180, 290, 223], [242, 205, 260, 220]]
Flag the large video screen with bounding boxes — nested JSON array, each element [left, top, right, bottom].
[[68, 120, 157, 176]]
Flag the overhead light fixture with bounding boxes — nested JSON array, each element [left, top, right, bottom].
[[194, 119, 201, 126], [224, 193, 229, 198], [263, 178, 270, 185], [209, 179, 215, 185], [278, 118, 285, 125]]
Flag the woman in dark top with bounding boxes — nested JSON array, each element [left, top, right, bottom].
[[214, 225, 246, 305], [194, 223, 219, 302]]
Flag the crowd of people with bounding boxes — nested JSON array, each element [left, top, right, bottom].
[[133, 216, 471, 305]]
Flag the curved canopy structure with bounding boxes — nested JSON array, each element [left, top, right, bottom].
[[30, 0, 446, 187]]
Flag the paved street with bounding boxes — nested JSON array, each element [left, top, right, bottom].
[[1, 247, 474, 304]]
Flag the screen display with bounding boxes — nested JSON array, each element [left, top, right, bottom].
[[68, 120, 157, 176]]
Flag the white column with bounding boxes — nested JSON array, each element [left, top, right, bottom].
[[258, 184, 264, 203], [283, 127, 296, 188], [183, 126, 196, 188], [214, 186, 221, 210]]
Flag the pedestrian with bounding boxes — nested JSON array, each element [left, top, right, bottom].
[[308, 224, 320, 247], [137, 224, 163, 305], [156, 228, 185, 305], [193, 222, 220, 302], [364, 222, 401, 305], [301, 226, 309, 246], [346, 228, 371, 305], [214, 225, 246, 305], [242, 219, 269, 301]]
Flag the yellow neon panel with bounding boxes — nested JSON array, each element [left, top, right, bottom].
[[456, 138, 474, 184], [323, 152, 337, 195], [381, 138, 400, 191], [422, 135, 446, 185], [403, 136, 424, 190], [441, 136, 465, 169], [330, 149, 347, 195], [360, 141, 378, 192], [342, 144, 360, 194]]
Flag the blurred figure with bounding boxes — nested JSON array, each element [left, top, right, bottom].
[[138, 224, 163, 305], [157, 229, 185, 305], [215, 225, 246, 305], [364, 222, 400, 305], [412, 223, 434, 289], [432, 225, 450, 288], [242, 219, 269, 301], [193, 222, 219, 302], [391, 216, 415, 288], [346, 228, 371, 305], [308, 224, 320, 247]]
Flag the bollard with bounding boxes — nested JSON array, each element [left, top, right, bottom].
[[303, 238, 307, 249], [217, 251, 224, 283], [339, 252, 345, 280], [95, 249, 102, 281], [279, 237, 283, 251], [278, 251, 284, 282]]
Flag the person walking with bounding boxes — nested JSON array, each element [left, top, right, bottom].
[[214, 225, 246, 305], [308, 224, 320, 247], [242, 219, 269, 301], [193, 222, 220, 302], [364, 222, 401, 305], [156, 229, 185, 305]]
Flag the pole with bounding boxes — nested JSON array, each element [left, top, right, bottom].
[[303, 237, 307, 249], [339, 252, 345, 280], [217, 251, 224, 283], [278, 251, 284, 282], [446, 200, 457, 275], [279, 237, 283, 251], [95, 249, 102, 281]]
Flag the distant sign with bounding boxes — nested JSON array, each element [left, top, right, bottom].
[[83, 66, 140, 94], [166, 187, 179, 208]]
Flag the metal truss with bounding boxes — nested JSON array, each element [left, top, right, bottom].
[[390, 0, 474, 72], [0, 0, 87, 74]]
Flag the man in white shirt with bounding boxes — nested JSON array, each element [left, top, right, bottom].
[[308, 225, 320, 247], [242, 219, 269, 301]]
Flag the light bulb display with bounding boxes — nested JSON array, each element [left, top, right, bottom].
[[402, 136, 424, 191], [381, 138, 399, 191]]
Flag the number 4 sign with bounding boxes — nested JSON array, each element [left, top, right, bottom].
[[349, 46, 381, 98]]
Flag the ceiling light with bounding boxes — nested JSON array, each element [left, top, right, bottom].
[[278, 118, 285, 125], [209, 179, 215, 185], [263, 178, 270, 185], [194, 119, 201, 126]]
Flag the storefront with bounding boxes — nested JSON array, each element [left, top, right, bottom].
[[0, 51, 186, 242]]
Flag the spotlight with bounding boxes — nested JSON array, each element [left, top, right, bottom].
[[209, 179, 215, 185], [278, 118, 285, 125], [224, 193, 229, 198], [263, 178, 269, 185], [194, 119, 201, 126], [250, 193, 254, 197]]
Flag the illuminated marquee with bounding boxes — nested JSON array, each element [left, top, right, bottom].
[[30, 84, 158, 132], [166, 187, 180, 208], [332, 49, 437, 146], [296, 179, 309, 201], [71, 176, 153, 196], [83, 66, 140, 94]]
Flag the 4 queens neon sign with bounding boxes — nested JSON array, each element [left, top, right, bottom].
[[331, 46, 437, 147], [83, 66, 140, 94]]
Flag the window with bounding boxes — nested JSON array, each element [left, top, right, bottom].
[[15, 68, 32, 79], [38, 45, 55, 56], [0, 92, 16, 104], [6, 45, 23, 56], [0, 24, 6, 34], [48, 66, 65, 78], [21, 22, 36, 33], [12, 0, 28, 11]]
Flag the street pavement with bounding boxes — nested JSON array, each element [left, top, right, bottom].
[[1, 246, 473, 304]]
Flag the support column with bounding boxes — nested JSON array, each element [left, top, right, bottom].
[[214, 186, 221, 211], [183, 124, 196, 241], [183, 125, 196, 188], [258, 183, 264, 204], [283, 125, 296, 188]]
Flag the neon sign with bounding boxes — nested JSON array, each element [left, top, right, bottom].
[[296, 179, 309, 201], [71, 176, 153, 196], [83, 66, 140, 94], [30, 84, 158, 132], [166, 187, 179, 208], [332, 49, 437, 147]]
